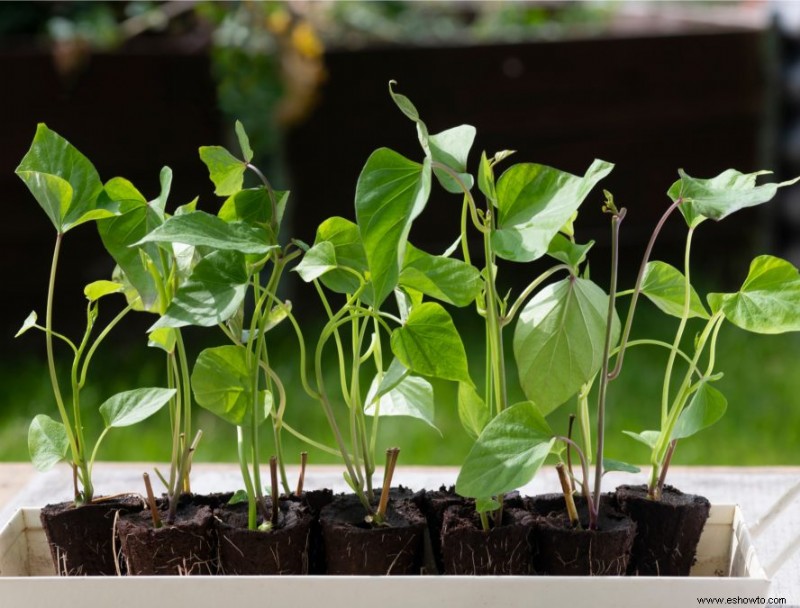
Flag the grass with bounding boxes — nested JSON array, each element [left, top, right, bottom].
[[3, 299, 800, 481]]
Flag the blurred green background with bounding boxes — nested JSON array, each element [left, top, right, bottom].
[[2, 1, 799, 469]]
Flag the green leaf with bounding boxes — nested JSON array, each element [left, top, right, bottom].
[[192, 345, 268, 427], [99, 387, 176, 429], [15, 311, 38, 338], [199, 145, 247, 196], [672, 381, 727, 441], [456, 401, 555, 498], [640, 261, 709, 319], [151, 250, 249, 329], [294, 241, 337, 282], [313, 217, 369, 296], [97, 179, 166, 312], [603, 459, 641, 475], [622, 430, 660, 449], [475, 497, 501, 513], [457, 381, 490, 440], [365, 373, 439, 434], [388, 80, 430, 153], [492, 159, 613, 263], [477, 151, 497, 204], [670, 168, 800, 224], [390, 302, 471, 383], [218, 188, 288, 232], [152, 166, 173, 217], [16, 124, 108, 232], [228, 489, 249, 505], [355, 148, 432, 306], [429, 125, 476, 193], [374, 358, 410, 399], [28, 414, 69, 472], [708, 256, 800, 334], [514, 277, 619, 414], [235, 120, 254, 163], [136, 211, 275, 255], [399, 244, 482, 307], [546, 234, 594, 269], [148, 327, 177, 353], [84, 280, 124, 302]]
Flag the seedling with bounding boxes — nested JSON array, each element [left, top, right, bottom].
[[15, 124, 175, 505], [612, 169, 800, 499]]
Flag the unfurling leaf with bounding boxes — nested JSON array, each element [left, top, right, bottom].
[[84, 280, 124, 302], [15, 311, 38, 338], [457, 382, 490, 440], [235, 120, 254, 163], [602, 459, 641, 475], [294, 241, 337, 282]]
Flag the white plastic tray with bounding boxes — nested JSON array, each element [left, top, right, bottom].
[[0, 504, 771, 608]]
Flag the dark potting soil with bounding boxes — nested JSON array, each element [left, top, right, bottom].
[[530, 493, 635, 576], [39, 494, 144, 576], [289, 488, 334, 574], [615, 484, 711, 576], [116, 502, 216, 575], [216, 498, 312, 575], [440, 503, 537, 575], [319, 492, 427, 575]]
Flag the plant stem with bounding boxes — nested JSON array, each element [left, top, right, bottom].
[[143, 473, 162, 529], [175, 330, 193, 494], [660, 227, 696, 426], [45, 234, 81, 501], [566, 414, 577, 493], [555, 435, 596, 528], [655, 440, 678, 500], [556, 463, 579, 527], [592, 208, 625, 516], [376, 447, 400, 523], [608, 199, 682, 380], [237, 426, 258, 530], [296, 452, 308, 496], [483, 212, 507, 416], [270, 456, 279, 527]]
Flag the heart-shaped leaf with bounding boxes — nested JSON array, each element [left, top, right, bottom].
[[622, 430, 660, 449], [641, 261, 709, 319], [137, 211, 275, 255], [192, 345, 268, 427], [492, 159, 613, 263], [672, 381, 727, 441], [28, 414, 69, 471], [355, 148, 432, 306], [16, 124, 109, 233], [708, 255, 800, 334], [390, 302, 470, 383], [456, 401, 555, 498], [399, 244, 482, 307], [99, 387, 176, 429], [457, 381, 490, 440], [84, 280, 124, 302], [365, 373, 439, 433], [294, 241, 337, 283], [313, 217, 369, 296], [514, 277, 619, 414], [199, 145, 246, 196], [150, 250, 249, 329], [670, 168, 800, 224], [429, 125, 476, 193]]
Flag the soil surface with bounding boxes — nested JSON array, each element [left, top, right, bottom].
[[39, 494, 144, 576], [117, 501, 216, 575], [615, 484, 710, 575], [530, 493, 635, 575], [319, 492, 427, 575], [440, 504, 537, 575]]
